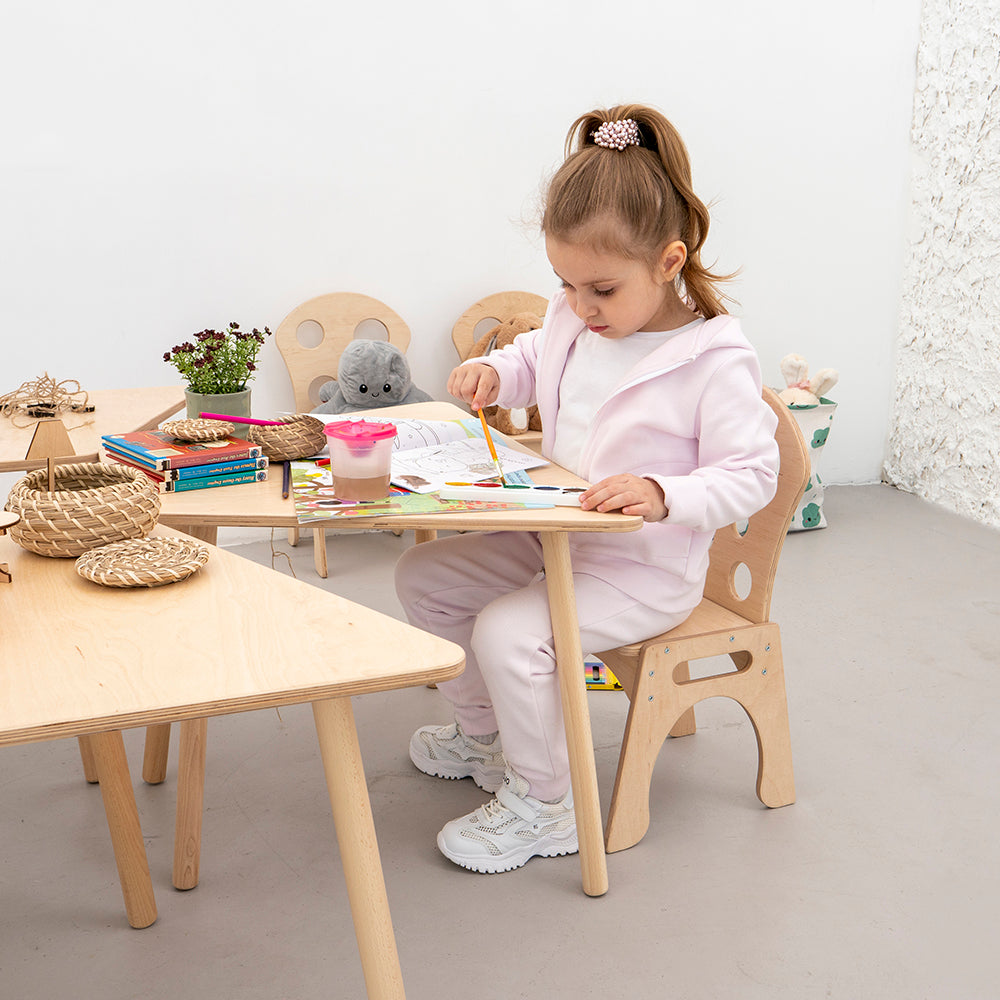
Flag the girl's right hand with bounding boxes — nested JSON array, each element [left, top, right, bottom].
[[447, 362, 500, 410]]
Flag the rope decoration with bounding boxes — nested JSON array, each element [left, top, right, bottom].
[[0, 374, 95, 428]]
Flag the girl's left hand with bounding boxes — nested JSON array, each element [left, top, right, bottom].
[[579, 475, 668, 522]]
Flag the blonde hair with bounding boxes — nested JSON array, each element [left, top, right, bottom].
[[542, 103, 733, 319]]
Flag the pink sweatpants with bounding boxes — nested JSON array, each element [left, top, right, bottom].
[[395, 531, 690, 801]]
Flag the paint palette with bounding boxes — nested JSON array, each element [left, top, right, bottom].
[[437, 483, 585, 507]]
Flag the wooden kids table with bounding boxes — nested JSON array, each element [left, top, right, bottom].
[[0, 385, 183, 473], [0, 525, 464, 1000], [154, 401, 644, 898]]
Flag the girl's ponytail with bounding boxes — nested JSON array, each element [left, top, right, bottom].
[[544, 104, 734, 319]]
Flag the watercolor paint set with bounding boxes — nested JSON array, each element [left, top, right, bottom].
[[437, 483, 585, 507]]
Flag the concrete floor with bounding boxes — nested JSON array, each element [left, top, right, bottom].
[[2, 484, 997, 999]]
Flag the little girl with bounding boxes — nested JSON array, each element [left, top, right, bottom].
[[395, 104, 780, 873]]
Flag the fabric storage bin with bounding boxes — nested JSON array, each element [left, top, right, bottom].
[[786, 398, 836, 531]]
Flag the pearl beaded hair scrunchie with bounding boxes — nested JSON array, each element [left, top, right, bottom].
[[591, 119, 641, 150]]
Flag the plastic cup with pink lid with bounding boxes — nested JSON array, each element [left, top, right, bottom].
[[323, 419, 397, 500]]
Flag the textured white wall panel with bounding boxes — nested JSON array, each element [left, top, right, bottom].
[[886, 0, 1000, 526]]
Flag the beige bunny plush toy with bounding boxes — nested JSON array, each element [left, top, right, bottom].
[[778, 354, 839, 406]]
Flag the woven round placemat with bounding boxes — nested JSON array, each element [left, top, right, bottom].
[[247, 414, 327, 461], [161, 417, 235, 441], [76, 536, 210, 588], [4, 462, 161, 558]]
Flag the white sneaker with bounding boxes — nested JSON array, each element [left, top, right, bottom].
[[409, 721, 506, 793], [436, 768, 578, 873]]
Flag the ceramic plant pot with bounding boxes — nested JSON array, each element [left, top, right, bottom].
[[184, 389, 252, 420]]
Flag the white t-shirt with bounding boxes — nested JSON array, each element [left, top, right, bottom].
[[551, 319, 704, 475]]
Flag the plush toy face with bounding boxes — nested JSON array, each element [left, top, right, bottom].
[[336, 340, 413, 408]]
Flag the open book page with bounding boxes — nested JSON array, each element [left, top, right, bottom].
[[390, 438, 545, 493], [290, 461, 551, 523], [372, 417, 478, 451], [308, 416, 484, 452]]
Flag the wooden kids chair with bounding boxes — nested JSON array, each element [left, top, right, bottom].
[[595, 386, 809, 853], [276, 291, 413, 411], [274, 292, 420, 578], [451, 291, 549, 454], [450, 290, 549, 363]]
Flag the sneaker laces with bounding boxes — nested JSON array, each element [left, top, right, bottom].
[[475, 798, 511, 824]]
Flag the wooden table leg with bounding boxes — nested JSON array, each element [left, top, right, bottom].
[[312, 697, 405, 1000], [312, 526, 329, 578], [89, 730, 158, 928], [78, 735, 99, 783], [173, 717, 208, 890], [175, 523, 218, 546], [540, 532, 608, 898], [142, 723, 172, 784]]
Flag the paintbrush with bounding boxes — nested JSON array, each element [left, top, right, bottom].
[[477, 407, 507, 485]]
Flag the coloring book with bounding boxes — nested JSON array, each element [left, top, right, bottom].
[[290, 461, 552, 524]]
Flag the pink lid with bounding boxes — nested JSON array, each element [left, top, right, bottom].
[[324, 419, 397, 443]]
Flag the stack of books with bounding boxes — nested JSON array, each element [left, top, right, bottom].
[[102, 429, 268, 493]]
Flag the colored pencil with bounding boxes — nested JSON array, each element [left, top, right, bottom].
[[477, 407, 506, 484], [282, 461, 291, 499], [199, 412, 285, 426]]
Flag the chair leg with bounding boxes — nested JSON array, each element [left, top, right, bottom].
[[740, 629, 795, 808], [312, 526, 328, 578], [604, 645, 696, 853], [604, 689, 662, 853], [142, 724, 171, 784], [668, 660, 696, 737]]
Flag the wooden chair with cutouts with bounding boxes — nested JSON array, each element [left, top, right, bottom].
[[274, 292, 435, 578], [451, 291, 549, 454], [595, 386, 809, 853]]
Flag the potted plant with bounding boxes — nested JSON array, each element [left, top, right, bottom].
[[163, 322, 272, 418]]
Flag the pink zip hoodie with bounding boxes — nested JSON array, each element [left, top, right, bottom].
[[471, 288, 780, 611]]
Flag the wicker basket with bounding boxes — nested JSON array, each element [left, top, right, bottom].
[[4, 462, 161, 558], [76, 536, 209, 588], [247, 415, 327, 461], [160, 417, 235, 441]]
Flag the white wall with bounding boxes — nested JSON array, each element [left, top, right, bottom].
[[2, 1, 921, 486], [886, 0, 1000, 527]]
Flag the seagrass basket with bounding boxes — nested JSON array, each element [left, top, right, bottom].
[[247, 414, 326, 461], [4, 462, 161, 558], [76, 536, 209, 588]]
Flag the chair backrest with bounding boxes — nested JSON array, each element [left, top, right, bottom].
[[275, 293, 412, 411], [451, 291, 549, 361], [702, 386, 809, 624]]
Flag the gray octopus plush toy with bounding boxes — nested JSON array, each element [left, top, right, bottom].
[[313, 340, 432, 414]]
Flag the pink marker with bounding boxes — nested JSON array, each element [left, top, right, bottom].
[[199, 412, 285, 426]]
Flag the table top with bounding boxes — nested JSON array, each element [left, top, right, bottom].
[[0, 526, 464, 747], [155, 401, 644, 536], [0, 386, 184, 473]]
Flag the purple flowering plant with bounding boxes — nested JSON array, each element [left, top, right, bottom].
[[163, 322, 272, 394]]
